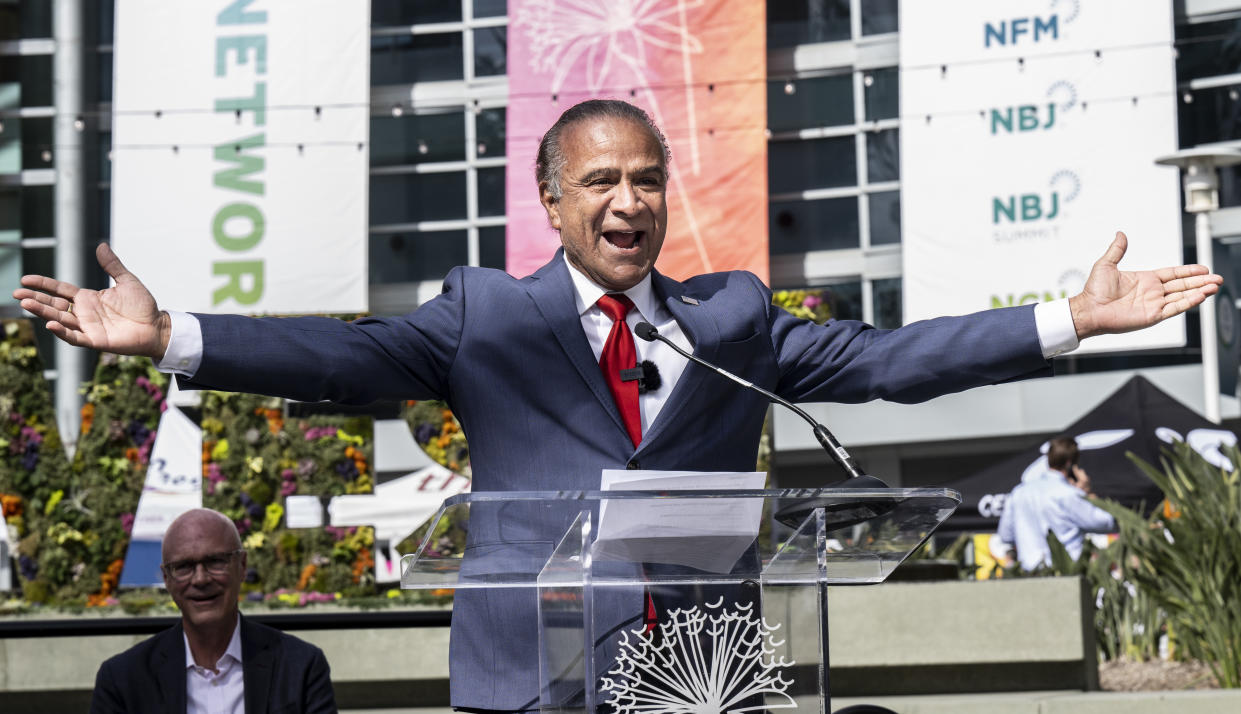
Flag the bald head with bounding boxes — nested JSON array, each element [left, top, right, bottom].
[[162, 508, 241, 562]]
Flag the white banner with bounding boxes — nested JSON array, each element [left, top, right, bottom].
[[111, 0, 370, 315], [900, 0, 1182, 353]]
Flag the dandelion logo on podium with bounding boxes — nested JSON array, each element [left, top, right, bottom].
[[600, 597, 798, 714]]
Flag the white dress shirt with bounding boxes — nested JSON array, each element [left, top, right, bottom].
[[562, 256, 692, 437], [996, 470, 1116, 571], [156, 265, 1083, 430], [184, 615, 245, 714]]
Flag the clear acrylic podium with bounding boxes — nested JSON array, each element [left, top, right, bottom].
[[401, 488, 960, 713]]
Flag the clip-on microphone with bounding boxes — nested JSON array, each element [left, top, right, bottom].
[[634, 321, 892, 529]]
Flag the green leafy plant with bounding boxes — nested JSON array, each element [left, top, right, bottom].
[[1091, 443, 1241, 687]]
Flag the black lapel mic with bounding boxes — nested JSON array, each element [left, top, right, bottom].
[[634, 321, 891, 528], [620, 360, 662, 394]]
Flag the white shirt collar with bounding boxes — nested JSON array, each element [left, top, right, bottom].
[[562, 252, 659, 322], [184, 614, 243, 672]]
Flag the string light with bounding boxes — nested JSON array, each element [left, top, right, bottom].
[[783, 81, 795, 95], [390, 104, 404, 117], [73, 116, 85, 131], [863, 74, 874, 87], [41, 149, 52, 162]]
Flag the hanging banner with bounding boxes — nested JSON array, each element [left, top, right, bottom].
[[900, 0, 1182, 353], [111, 0, 370, 315], [506, 0, 769, 283], [119, 404, 204, 587]]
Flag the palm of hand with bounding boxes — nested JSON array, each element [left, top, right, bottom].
[[72, 278, 163, 354], [1081, 265, 1165, 335]]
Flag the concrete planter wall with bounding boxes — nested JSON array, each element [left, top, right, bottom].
[[0, 576, 1096, 710]]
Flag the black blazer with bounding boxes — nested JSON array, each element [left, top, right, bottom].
[[89, 616, 336, 714]]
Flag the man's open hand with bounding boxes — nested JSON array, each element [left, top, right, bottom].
[[1069, 231, 1223, 340], [11, 243, 171, 359]]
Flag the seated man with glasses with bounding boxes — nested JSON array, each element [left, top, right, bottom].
[[90, 508, 337, 714]]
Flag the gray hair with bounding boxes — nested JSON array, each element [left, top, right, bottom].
[[535, 99, 671, 200]]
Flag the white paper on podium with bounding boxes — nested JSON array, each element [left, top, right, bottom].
[[594, 470, 766, 573]]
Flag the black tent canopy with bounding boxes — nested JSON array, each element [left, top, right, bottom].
[[939, 376, 1237, 533]]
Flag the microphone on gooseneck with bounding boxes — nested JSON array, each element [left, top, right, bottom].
[[634, 321, 891, 528]]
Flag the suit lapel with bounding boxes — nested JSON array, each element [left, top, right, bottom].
[[636, 271, 722, 449], [154, 624, 187, 714], [526, 251, 633, 441], [241, 617, 275, 714]]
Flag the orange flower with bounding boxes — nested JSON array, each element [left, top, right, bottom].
[[88, 559, 126, 607], [1162, 498, 1182, 520], [351, 548, 375, 583], [441, 409, 454, 422], [297, 563, 318, 591], [124, 447, 140, 463], [80, 403, 95, 435], [0, 493, 22, 518]]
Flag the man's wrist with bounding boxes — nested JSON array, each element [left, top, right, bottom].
[[154, 310, 173, 360], [1068, 294, 1094, 340]]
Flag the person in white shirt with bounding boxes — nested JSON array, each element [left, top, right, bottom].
[[89, 509, 336, 714], [997, 437, 1117, 571]]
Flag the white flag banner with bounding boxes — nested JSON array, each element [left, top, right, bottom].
[[111, 0, 370, 315], [129, 405, 204, 541], [900, 0, 1182, 353]]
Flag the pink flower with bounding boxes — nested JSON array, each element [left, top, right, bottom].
[[802, 295, 822, 309], [119, 512, 135, 535]]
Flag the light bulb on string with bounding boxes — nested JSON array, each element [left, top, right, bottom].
[[863, 74, 874, 88], [41, 149, 52, 162], [783, 81, 795, 95], [418, 140, 429, 155], [391, 104, 404, 118], [73, 116, 85, 131]]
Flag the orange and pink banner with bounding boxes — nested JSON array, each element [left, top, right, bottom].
[[506, 0, 769, 283]]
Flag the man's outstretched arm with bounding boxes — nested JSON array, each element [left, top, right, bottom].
[[12, 243, 172, 359]]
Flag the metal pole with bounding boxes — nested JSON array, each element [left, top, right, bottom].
[[53, 0, 86, 453], [1197, 211, 1221, 423]]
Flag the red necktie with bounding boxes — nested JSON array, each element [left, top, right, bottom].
[[597, 294, 642, 447]]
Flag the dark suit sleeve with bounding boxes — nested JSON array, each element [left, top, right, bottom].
[[179, 266, 472, 405], [88, 658, 126, 714], [302, 647, 337, 714], [750, 273, 1052, 404]]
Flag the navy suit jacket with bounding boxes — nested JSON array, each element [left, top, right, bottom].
[[181, 251, 1050, 709], [89, 617, 336, 714]]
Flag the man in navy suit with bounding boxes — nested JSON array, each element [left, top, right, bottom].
[[89, 508, 335, 714], [17, 100, 1222, 711]]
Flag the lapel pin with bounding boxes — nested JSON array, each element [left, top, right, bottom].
[[680, 296, 699, 305]]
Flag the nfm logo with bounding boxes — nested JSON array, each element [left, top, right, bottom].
[[983, 0, 1079, 48], [990, 80, 1077, 135]]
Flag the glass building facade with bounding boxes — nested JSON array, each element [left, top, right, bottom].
[[4, 0, 1241, 456]]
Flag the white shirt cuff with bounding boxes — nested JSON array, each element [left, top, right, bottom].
[[154, 310, 204, 376], [1034, 298, 1079, 359]]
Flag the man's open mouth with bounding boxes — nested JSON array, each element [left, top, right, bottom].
[[603, 230, 643, 250]]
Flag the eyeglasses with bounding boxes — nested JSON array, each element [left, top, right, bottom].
[[161, 549, 244, 581]]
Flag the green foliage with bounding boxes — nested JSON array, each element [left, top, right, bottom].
[[771, 289, 833, 324], [0, 318, 402, 612], [1089, 443, 1241, 686], [199, 391, 377, 598], [403, 400, 470, 475]]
